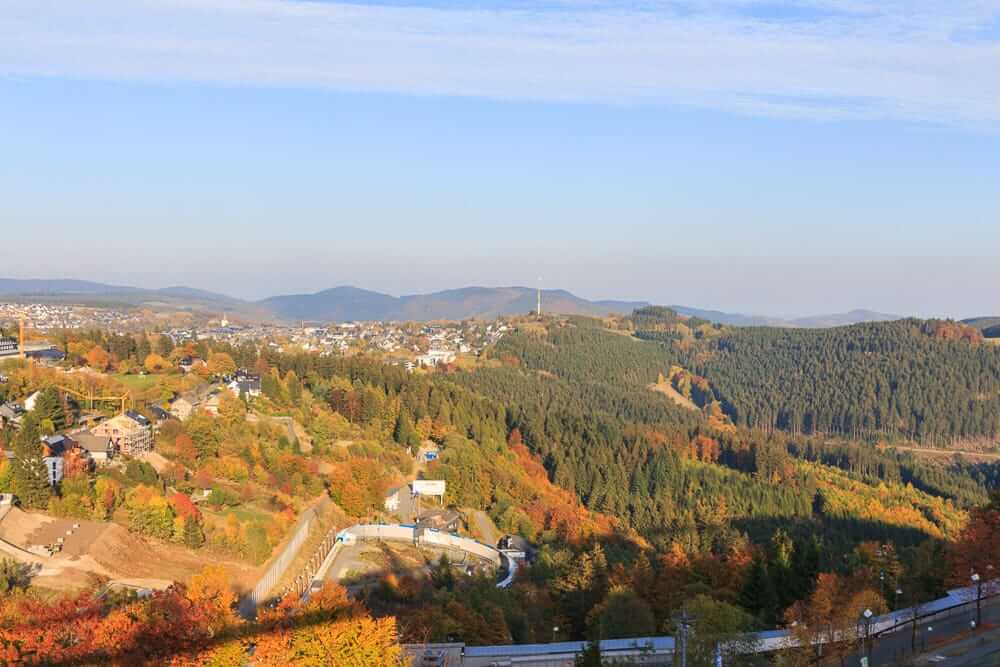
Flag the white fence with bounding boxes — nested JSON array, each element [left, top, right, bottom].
[[341, 524, 500, 566], [332, 524, 518, 588]]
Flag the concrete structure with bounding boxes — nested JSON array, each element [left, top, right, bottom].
[[0, 336, 17, 356], [416, 349, 456, 367], [92, 412, 152, 456], [416, 508, 461, 533], [404, 637, 675, 667]]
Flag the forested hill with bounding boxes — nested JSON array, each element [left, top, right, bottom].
[[675, 319, 1000, 444]]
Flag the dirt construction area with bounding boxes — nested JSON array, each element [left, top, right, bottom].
[[0, 508, 259, 593], [329, 540, 496, 595]]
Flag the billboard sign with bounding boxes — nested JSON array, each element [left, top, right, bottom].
[[411, 480, 446, 497]]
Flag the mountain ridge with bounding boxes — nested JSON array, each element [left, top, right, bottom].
[[0, 277, 916, 326]]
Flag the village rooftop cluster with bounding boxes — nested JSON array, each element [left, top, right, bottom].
[[161, 318, 510, 368], [0, 303, 143, 332]]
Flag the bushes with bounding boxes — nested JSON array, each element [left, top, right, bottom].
[[125, 485, 175, 540], [124, 460, 160, 487], [207, 487, 240, 509]]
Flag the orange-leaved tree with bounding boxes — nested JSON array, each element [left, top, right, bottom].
[[948, 491, 1000, 588]]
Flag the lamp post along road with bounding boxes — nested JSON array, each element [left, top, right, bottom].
[[971, 573, 982, 631], [673, 606, 696, 667], [862, 608, 874, 667]]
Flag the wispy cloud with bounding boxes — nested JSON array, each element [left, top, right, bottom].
[[2, 0, 1000, 124]]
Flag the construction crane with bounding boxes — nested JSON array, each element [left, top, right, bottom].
[[57, 385, 132, 415]]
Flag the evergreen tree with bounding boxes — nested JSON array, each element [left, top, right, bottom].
[[183, 517, 205, 548], [394, 410, 419, 448], [11, 414, 52, 508], [575, 638, 602, 667], [32, 387, 65, 431], [739, 557, 778, 625]]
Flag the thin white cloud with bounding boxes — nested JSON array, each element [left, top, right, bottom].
[[2, 0, 1000, 124]]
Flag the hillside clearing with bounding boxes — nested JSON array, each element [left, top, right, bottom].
[[648, 380, 698, 411]]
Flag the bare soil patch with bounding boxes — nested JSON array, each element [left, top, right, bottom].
[[648, 381, 698, 411], [0, 508, 259, 593]]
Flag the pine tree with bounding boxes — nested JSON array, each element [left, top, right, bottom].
[[32, 387, 65, 431], [575, 638, 602, 667], [183, 517, 206, 548], [11, 414, 52, 508], [739, 557, 778, 624]]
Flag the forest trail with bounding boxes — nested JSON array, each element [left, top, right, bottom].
[[888, 444, 1000, 462]]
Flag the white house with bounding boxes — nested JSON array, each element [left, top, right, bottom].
[[416, 349, 456, 367], [384, 486, 404, 513], [23, 391, 42, 412]]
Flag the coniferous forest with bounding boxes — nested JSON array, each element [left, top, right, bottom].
[[3, 312, 999, 658]]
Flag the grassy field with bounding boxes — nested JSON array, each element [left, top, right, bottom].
[[207, 505, 273, 525], [110, 373, 159, 391]]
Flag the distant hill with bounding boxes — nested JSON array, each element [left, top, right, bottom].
[[0, 277, 917, 327], [789, 309, 900, 328], [667, 306, 899, 328], [669, 305, 788, 328], [0, 278, 140, 296], [964, 316, 1000, 330], [259, 286, 648, 322], [0, 278, 242, 310]]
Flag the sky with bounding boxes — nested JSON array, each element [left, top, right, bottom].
[[2, 0, 1000, 319]]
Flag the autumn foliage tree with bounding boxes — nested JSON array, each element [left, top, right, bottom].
[[85, 345, 111, 371], [253, 583, 401, 666], [0, 570, 401, 666], [784, 573, 886, 665], [948, 490, 1000, 588], [144, 353, 173, 373], [207, 352, 237, 377]]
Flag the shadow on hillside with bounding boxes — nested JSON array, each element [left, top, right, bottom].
[[730, 515, 936, 553], [36, 603, 362, 667]]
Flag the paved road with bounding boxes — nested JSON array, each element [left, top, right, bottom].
[[324, 543, 374, 585], [841, 597, 1000, 666], [467, 509, 499, 547]]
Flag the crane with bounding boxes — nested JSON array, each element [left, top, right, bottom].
[[57, 385, 132, 415]]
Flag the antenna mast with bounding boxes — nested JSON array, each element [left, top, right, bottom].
[[18, 317, 26, 359], [536, 278, 542, 318]]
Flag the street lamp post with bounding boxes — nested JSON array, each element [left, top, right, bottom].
[[971, 573, 982, 631], [862, 608, 874, 666]]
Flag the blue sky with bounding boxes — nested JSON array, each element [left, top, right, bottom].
[[2, 0, 999, 318]]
